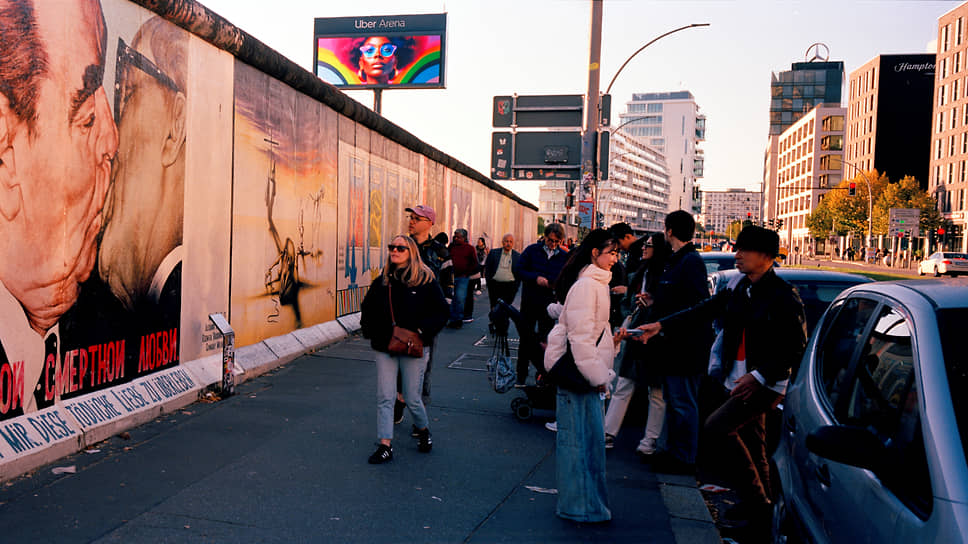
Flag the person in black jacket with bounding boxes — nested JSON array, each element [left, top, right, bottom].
[[361, 235, 448, 464], [636, 211, 712, 475], [637, 226, 807, 530]]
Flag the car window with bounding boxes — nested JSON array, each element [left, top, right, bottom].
[[793, 280, 868, 335], [841, 305, 931, 518], [938, 308, 968, 473], [817, 297, 878, 409], [942, 252, 968, 259]]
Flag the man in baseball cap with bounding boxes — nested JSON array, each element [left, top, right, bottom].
[[402, 204, 452, 419]]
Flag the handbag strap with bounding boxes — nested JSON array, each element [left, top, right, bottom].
[[387, 279, 397, 326]]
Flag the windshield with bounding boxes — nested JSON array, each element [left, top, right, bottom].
[[938, 308, 968, 462]]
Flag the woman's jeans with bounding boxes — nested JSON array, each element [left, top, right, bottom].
[[376, 348, 430, 440], [556, 388, 611, 522]]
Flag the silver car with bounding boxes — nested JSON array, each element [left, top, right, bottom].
[[918, 252, 968, 277], [773, 280, 968, 544]]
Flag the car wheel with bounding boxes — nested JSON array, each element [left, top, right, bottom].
[[918, 266, 925, 276], [771, 491, 804, 544], [935, 266, 941, 278]]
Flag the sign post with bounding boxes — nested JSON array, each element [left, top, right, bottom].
[[208, 313, 236, 397]]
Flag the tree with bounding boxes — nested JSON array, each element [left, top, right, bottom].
[[726, 219, 743, 240], [807, 170, 889, 238], [871, 175, 942, 236], [537, 216, 545, 236]]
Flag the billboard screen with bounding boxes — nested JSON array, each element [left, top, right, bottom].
[[314, 14, 446, 89]]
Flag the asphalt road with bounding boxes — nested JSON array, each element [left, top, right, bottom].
[[0, 294, 716, 543]]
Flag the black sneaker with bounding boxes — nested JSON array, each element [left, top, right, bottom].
[[416, 428, 433, 453], [410, 424, 421, 438], [604, 434, 615, 449], [394, 399, 406, 424], [368, 444, 393, 464]]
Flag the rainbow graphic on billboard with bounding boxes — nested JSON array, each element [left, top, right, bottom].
[[313, 14, 446, 90]]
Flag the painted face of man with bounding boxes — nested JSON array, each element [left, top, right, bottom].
[[0, 0, 118, 334], [99, 25, 186, 310]]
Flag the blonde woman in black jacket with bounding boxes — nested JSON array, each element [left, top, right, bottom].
[[361, 235, 449, 464]]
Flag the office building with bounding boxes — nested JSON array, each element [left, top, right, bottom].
[[618, 91, 705, 216], [846, 54, 935, 188], [762, 134, 780, 224], [775, 104, 846, 251], [931, 3, 968, 250], [770, 60, 844, 135], [700, 189, 762, 235]]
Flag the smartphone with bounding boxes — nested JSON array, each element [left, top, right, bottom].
[[625, 329, 645, 338]]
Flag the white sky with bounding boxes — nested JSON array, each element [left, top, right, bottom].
[[197, 0, 955, 205]]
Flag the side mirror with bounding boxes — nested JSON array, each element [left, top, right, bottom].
[[806, 425, 885, 472]]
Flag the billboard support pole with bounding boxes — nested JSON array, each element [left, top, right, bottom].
[[581, 0, 603, 229], [373, 89, 383, 115]]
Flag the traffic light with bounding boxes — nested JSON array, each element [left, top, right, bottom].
[[776, 218, 784, 229], [938, 227, 946, 236], [848, 182, 856, 196], [565, 193, 574, 209]]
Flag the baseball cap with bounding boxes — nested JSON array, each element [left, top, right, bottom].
[[405, 205, 436, 223], [734, 226, 780, 258]]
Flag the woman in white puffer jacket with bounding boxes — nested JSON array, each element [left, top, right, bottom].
[[543, 229, 626, 523]]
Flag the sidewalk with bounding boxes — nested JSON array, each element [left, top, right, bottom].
[[0, 291, 718, 543], [797, 256, 921, 277]]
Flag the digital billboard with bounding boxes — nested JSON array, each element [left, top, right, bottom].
[[314, 14, 446, 89]]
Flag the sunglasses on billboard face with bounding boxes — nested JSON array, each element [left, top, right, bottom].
[[360, 44, 397, 59]]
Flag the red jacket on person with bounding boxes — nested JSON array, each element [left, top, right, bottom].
[[449, 241, 479, 277]]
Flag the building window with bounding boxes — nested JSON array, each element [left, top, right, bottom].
[[940, 85, 947, 107], [962, 161, 966, 183], [951, 135, 957, 156], [944, 24, 951, 52], [959, 17, 965, 46], [939, 112, 945, 133], [956, 79, 961, 101], [963, 133, 968, 154], [954, 106, 960, 130], [821, 135, 843, 151], [647, 103, 663, 113]]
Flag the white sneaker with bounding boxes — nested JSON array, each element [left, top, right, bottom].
[[544, 421, 558, 432]]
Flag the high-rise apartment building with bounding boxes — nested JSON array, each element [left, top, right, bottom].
[[931, 3, 968, 251], [846, 54, 935, 188], [618, 91, 705, 216], [599, 130, 670, 232], [700, 189, 763, 235], [770, 60, 844, 136], [775, 104, 846, 251]]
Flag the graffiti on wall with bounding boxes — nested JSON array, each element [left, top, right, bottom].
[[230, 61, 338, 347]]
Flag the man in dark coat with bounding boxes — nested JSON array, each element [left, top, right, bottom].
[[513, 223, 568, 385], [607, 222, 637, 328], [484, 233, 520, 310], [447, 228, 478, 329], [636, 210, 711, 474], [638, 225, 807, 532]]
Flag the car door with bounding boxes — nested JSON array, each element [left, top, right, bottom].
[[795, 295, 881, 542]]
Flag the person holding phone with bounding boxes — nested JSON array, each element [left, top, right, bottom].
[[543, 229, 627, 522], [603, 232, 671, 454]]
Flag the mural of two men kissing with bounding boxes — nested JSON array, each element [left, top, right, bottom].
[[0, 0, 184, 420]]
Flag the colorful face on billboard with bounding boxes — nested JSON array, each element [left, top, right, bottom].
[[313, 14, 446, 89]]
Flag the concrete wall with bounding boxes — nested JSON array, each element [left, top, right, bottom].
[[0, 0, 535, 478]]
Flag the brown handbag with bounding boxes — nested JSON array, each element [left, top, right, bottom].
[[386, 281, 424, 358]]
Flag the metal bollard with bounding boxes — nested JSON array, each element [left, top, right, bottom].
[[209, 313, 236, 396]]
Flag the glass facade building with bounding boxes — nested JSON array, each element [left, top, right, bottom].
[[770, 61, 845, 135]]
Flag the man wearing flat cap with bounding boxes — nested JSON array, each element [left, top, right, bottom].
[[637, 225, 807, 532]]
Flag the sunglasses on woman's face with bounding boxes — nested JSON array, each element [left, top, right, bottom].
[[360, 44, 397, 59], [388, 244, 409, 253]]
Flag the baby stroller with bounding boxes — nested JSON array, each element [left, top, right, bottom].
[[488, 299, 557, 421]]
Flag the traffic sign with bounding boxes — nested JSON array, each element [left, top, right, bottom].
[[490, 132, 512, 180], [492, 94, 584, 128], [888, 208, 920, 237]]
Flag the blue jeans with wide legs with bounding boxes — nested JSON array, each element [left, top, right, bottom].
[[661, 374, 701, 464], [555, 388, 611, 522], [450, 277, 470, 322], [376, 348, 430, 440]]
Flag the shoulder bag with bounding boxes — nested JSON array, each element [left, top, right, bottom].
[[547, 328, 607, 394], [386, 281, 425, 358]]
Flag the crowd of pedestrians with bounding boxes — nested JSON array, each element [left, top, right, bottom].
[[359, 203, 806, 542]]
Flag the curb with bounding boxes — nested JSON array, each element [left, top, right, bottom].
[[656, 473, 721, 544], [0, 314, 360, 482]]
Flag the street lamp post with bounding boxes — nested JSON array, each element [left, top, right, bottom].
[[839, 159, 874, 249]]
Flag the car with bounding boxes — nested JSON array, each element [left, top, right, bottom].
[[700, 251, 737, 276], [772, 280, 968, 544], [707, 268, 873, 335], [918, 252, 968, 277]]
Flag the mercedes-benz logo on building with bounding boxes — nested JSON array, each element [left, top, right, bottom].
[[805, 43, 830, 62]]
